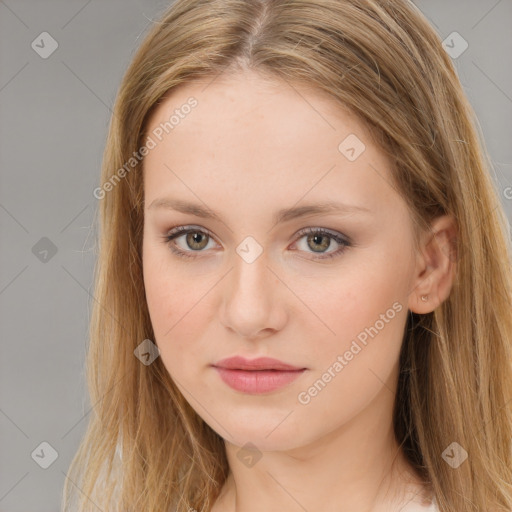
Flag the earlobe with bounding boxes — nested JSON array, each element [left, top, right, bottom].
[[408, 214, 458, 314]]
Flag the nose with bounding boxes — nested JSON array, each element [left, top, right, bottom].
[[219, 249, 288, 340]]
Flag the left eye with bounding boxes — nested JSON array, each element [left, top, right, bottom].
[[291, 227, 351, 260], [163, 226, 351, 261]]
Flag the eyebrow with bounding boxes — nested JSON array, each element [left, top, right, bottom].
[[147, 198, 372, 224]]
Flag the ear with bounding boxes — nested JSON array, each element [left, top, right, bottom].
[[408, 214, 458, 314]]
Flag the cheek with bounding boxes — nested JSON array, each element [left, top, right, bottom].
[[289, 269, 407, 434], [297, 258, 407, 345], [295, 255, 409, 390], [142, 246, 226, 392], [143, 247, 202, 365]]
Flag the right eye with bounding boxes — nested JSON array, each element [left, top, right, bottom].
[[163, 225, 218, 259]]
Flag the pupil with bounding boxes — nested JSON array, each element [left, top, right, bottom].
[[188, 232, 207, 250], [309, 234, 329, 252]]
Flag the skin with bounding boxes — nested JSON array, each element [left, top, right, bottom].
[[141, 68, 457, 512]]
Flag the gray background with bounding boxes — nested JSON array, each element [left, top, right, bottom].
[[0, 1, 511, 511]]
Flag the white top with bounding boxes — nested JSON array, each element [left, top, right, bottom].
[[401, 497, 439, 511]]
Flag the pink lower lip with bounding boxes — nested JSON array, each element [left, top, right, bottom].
[[214, 367, 306, 394]]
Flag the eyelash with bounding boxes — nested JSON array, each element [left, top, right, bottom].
[[162, 225, 352, 261]]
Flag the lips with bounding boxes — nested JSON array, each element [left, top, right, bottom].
[[212, 356, 307, 394], [213, 356, 305, 371]]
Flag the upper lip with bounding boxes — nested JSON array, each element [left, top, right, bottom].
[[213, 356, 305, 371]]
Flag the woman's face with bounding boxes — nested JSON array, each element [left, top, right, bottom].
[[142, 69, 421, 451]]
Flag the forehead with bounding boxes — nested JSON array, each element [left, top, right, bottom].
[[144, 69, 365, 150], [142, 69, 400, 221]]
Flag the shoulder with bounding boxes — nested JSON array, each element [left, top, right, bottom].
[[400, 497, 439, 512]]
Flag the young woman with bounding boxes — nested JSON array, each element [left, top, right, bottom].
[[62, 1, 512, 511]]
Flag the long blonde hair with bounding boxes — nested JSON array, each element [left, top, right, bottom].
[[61, 1, 512, 510]]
